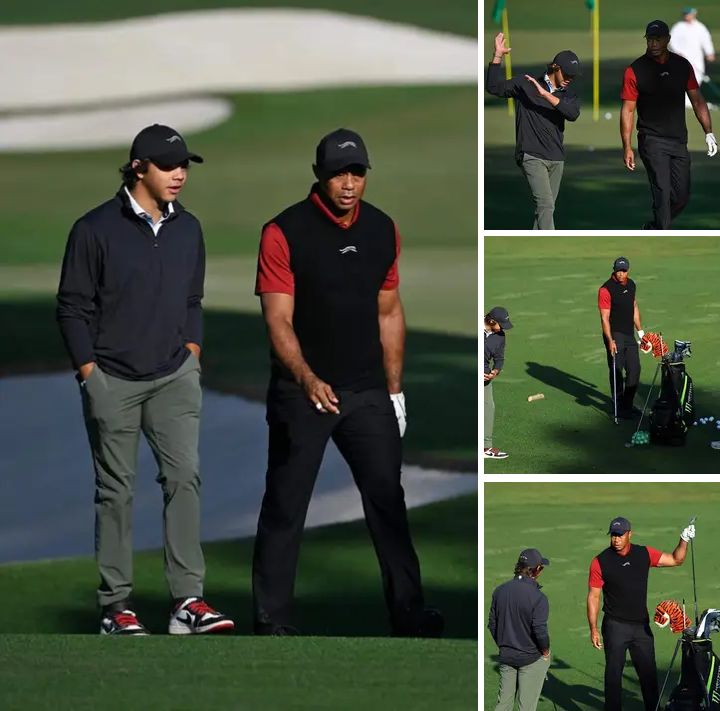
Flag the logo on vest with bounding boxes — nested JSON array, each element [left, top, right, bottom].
[[622, 561, 631, 567], [339, 246, 358, 254], [660, 71, 670, 78]]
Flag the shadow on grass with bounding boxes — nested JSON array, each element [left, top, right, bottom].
[[526, 361, 610, 415], [484, 145, 720, 230], [0, 297, 477, 470], [0, 496, 477, 639]]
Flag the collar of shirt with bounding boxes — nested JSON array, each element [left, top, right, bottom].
[[543, 74, 562, 94], [124, 186, 174, 227]]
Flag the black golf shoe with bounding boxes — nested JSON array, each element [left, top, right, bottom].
[[391, 607, 445, 638], [254, 622, 300, 636]]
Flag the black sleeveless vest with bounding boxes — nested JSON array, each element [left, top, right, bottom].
[[269, 191, 396, 390], [598, 544, 651, 623], [631, 52, 692, 142], [602, 276, 636, 336]]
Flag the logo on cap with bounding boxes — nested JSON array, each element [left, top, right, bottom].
[[339, 246, 358, 254], [338, 141, 357, 149], [166, 135, 182, 143], [571, 59, 578, 64]]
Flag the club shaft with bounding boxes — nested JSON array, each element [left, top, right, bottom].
[[612, 353, 618, 422], [654, 637, 682, 711], [691, 537, 698, 625]]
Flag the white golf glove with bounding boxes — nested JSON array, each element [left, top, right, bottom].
[[706, 132, 717, 157], [681, 524, 696, 542], [637, 329, 645, 344], [390, 392, 407, 438]]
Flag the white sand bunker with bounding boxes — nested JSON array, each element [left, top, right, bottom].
[[0, 98, 233, 151], [0, 9, 477, 152], [0, 372, 477, 564]]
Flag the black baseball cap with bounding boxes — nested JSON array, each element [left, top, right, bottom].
[[130, 124, 204, 166], [486, 306, 513, 330], [645, 20, 670, 37], [315, 128, 371, 174], [613, 256, 630, 272], [518, 548, 550, 567], [552, 50, 583, 77], [608, 517, 632, 535]]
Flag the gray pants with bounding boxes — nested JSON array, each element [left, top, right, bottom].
[[520, 153, 564, 230], [495, 656, 550, 711], [484, 382, 494, 448], [80, 352, 205, 608]]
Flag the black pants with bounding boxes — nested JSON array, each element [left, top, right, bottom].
[[638, 134, 691, 230], [604, 332, 640, 414], [252, 382, 424, 628], [602, 616, 659, 710]]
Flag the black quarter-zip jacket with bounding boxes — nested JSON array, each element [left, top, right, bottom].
[[56, 187, 205, 380]]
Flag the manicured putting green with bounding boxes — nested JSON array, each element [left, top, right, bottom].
[[484, 236, 720, 473], [484, 483, 720, 710]]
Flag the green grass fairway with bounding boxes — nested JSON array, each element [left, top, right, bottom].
[[0, 495, 477, 710], [482, 0, 720, 229], [0, 636, 476, 711], [484, 483, 720, 711], [484, 236, 720, 473]]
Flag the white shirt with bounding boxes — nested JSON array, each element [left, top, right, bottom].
[[124, 186, 174, 236], [669, 19, 715, 81]]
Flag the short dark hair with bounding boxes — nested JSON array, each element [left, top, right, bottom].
[[119, 159, 149, 188], [514, 563, 542, 577]]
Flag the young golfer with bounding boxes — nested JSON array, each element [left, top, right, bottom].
[[484, 306, 512, 459], [57, 124, 233, 635], [486, 32, 582, 229]]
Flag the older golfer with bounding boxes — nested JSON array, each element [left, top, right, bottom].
[[486, 32, 581, 229], [621, 19, 716, 229], [587, 516, 695, 710], [598, 257, 644, 420], [252, 128, 442, 637], [489, 548, 551, 711]]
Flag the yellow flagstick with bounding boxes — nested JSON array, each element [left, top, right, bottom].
[[502, 6, 514, 117], [592, 0, 600, 121]]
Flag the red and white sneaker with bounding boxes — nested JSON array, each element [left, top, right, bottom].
[[484, 447, 509, 459], [100, 609, 149, 636], [168, 597, 235, 635]]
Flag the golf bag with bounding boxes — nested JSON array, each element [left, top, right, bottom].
[[650, 360, 695, 446], [665, 633, 720, 710]]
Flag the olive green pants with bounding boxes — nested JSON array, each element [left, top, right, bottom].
[[80, 352, 205, 608], [495, 656, 550, 711], [520, 153, 565, 230], [484, 381, 494, 448]]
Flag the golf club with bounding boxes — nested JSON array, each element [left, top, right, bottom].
[[654, 634, 683, 711], [612, 352, 619, 425], [632, 360, 661, 439], [689, 515, 698, 627]]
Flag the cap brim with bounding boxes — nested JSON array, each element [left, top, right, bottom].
[[499, 319, 513, 330], [150, 149, 204, 166], [541, 557, 550, 566], [318, 159, 370, 173], [608, 528, 630, 535]]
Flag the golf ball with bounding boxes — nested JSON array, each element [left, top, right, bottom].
[[604, 112, 612, 119]]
